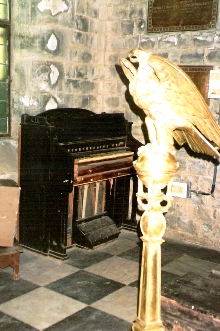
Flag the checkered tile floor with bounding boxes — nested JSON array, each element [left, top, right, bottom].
[[0, 230, 220, 331]]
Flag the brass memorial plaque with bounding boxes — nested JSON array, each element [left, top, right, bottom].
[[148, 0, 218, 32], [180, 66, 213, 104]]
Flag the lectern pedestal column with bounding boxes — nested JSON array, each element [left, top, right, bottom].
[[132, 144, 179, 331]]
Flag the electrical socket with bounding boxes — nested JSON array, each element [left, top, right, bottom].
[[171, 182, 188, 198]]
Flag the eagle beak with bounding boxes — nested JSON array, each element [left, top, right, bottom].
[[119, 57, 137, 81], [128, 49, 140, 63], [128, 48, 152, 64]]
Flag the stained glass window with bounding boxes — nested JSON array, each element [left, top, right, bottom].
[[0, 0, 9, 135]]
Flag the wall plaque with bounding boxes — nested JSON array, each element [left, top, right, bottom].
[[147, 0, 218, 32], [180, 65, 213, 104]]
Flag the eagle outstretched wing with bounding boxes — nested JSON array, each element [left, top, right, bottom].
[[120, 48, 220, 159]]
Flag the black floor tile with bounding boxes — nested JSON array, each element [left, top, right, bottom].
[[161, 271, 220, 317], [128, 279, 139, 288], [65, 248, 113, 268], [0, 312, 38, 331], [129, 270, 180, 290], [46, 270, 124, 305], [161, 271, 179, 287], [118, 246, 142, 263], [162, 240, 196, 256], [161, 248, 182, 266], [0, 271, 39, 304], [189, 246, 220, 263], [162, 240, 220, 263], [44, 306, 132, 331]]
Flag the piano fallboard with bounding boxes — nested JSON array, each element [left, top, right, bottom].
[[73, 151, 134, 185]]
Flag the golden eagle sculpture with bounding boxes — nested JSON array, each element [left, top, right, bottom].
[[119, 48, 220, 159]]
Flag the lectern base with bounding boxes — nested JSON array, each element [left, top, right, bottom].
[[132, 318, 164, 331]]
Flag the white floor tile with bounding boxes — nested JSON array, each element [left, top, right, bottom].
[[92, 286, 138, 323], [0, 287, 86, 330], [85, 256, 139, 285], [162, 254, 218, 277], [19, 258, 79, 286]]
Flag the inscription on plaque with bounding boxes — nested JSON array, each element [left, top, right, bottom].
[[148, 0, 218, 32], [180, 66, 213, 104]]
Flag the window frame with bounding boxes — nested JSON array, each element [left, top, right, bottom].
[[0, 0, 10, 137]]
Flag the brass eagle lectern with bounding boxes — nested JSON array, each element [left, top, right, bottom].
[[120, 48, 220, 331]]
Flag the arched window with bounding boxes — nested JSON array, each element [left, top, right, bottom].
[[0, 0, 9, 135]]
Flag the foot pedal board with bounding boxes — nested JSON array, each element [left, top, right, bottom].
[[72, 214, 120, 249]]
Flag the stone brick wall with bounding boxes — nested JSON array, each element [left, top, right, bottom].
[[3, 0, 220, 250], [10, 0, 146, 138]]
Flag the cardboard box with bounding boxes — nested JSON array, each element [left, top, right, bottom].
[[0, 186, 20, 247]]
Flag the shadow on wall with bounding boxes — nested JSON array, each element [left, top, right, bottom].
[[115, 63, 150, 144]]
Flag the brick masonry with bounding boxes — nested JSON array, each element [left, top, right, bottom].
[[5, 0, 220, 250]]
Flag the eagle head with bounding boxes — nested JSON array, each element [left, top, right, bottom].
[[128, 48, 152, 64]]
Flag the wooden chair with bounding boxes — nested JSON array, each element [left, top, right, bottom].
[[0, 245, 23, 280]]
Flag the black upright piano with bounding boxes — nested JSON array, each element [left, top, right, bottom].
[[19, 108, 138, 260]]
